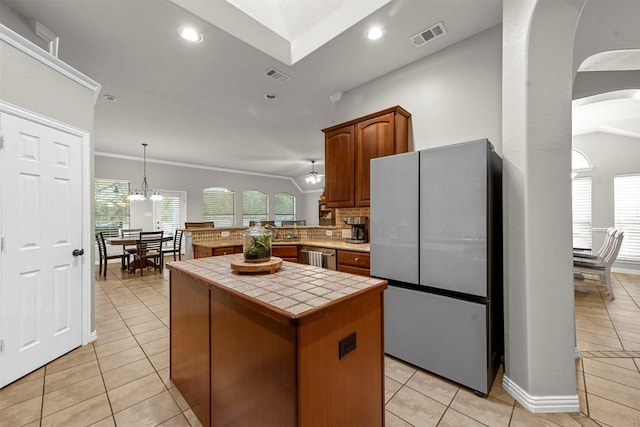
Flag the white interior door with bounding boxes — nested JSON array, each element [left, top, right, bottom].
[[0, 109, 85, 387], [152, 190, 186, 233]]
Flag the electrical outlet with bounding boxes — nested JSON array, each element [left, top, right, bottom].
[[221, 231, 230, 237], [342, 229, 352, 238], [325, 230, 332, 237], [338, 332, 356, 360]]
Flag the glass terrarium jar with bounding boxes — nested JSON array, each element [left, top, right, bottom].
[[242, 223, 272, 263]]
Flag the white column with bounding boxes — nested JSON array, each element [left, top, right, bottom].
[[501, 0, 586, 413]]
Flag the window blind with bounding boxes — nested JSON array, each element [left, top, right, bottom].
[[274, 192, 295, 225], [572, 177, 592, 249], [95, 179, 130, 236], [160, 196, 182, 233], [242, 190, 268, 226], [614, 175, 640, 261], [203, 188, 235, 227]]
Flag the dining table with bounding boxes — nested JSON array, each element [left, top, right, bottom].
[[107, 234, 173, 273]]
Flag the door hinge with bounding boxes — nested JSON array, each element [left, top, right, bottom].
[[0, 338, 5, 353], [0, 237, 4, 250], [0, 135, 5, 149]]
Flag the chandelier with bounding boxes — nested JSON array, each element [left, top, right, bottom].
[[305, 160, 322, 184], [128, 143, 163, 201]]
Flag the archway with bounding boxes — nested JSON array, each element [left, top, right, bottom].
[[502, 0, 640, 413]]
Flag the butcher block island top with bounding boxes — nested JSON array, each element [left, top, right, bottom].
[[168, 254, 387, 427]]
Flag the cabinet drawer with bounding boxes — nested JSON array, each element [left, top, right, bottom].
[[338, 265, 370, 277], [213, 246, 236, 256], [272, 246, 298, 258], [337, 250, 370, 268]]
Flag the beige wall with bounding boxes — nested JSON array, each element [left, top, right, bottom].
[[330, 25, 502, 155], [0, 42, 94, 130]]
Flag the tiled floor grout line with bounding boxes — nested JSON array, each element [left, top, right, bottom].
[[2, 265, 637, 426], [96, 267, 193, 426], [92, 344, 114, 427]]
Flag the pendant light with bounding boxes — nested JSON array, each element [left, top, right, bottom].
[[305, 160, 322, 184], [128, 143, 163, 201]]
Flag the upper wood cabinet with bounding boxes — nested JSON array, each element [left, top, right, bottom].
[[323, 106, 410, 208], [324, 125, 355, 207]]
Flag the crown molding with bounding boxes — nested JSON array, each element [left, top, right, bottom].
[[0, 24, 101, 104], [94, 151, 323, 194]]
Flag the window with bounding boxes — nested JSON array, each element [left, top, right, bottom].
[[614, 175, 640, 261], [274, 192, 295, 225], [571, 149, 593, 179], [572, 177, 592, 249], [572, 149, 591, 171], [242, 190, 268, 226], [95, 179, 130, 236], [203, 187, 235, 227]]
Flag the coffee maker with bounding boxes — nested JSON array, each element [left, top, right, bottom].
[[343, 216, 368, 243]]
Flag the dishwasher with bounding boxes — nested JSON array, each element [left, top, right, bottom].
[[299, 245, 337, 270]]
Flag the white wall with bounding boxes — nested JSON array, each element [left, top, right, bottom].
[[95, 155, 316, 227], [332, 25, 502, 155], [573, 131, 640, 272]]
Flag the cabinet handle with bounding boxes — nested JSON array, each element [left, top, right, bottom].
[[354, 257, 359, 262]]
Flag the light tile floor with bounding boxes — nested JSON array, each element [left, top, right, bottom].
[[0, 264, 638, 426]]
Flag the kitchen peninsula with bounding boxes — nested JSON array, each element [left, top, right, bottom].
[[168, 254, 387, 427]]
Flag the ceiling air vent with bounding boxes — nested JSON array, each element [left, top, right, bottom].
[[264, 68, 290, 83], [410, 22, 447, 48]]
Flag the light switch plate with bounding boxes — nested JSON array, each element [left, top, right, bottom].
[[221, 231, 230, 237]]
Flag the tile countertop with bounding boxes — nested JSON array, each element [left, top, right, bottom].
[[167, 253, 385, 320], [193, 239, 371, 252]]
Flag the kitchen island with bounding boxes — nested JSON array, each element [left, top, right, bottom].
[[168, 254, 387, 427]]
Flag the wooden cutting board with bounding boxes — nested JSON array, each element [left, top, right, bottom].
[[230, 257, 283, 274]]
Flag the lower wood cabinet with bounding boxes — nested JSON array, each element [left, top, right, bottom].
[[212, 246, 240, 256], [337, 250, 370, 276], [193, 244, 213, 259], [169, 267, 385, 427], [193, 245, 242, 259], [272, 245, 298, 263]]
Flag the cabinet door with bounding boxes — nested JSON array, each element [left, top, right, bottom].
[[355, 113, 396, 206], [324, 125, 355, 208]]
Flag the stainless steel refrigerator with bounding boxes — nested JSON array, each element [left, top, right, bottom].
[[370, 138, 502, 396]]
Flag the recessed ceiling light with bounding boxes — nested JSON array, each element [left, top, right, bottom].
[[104, 94, 117, 102], [365, 26, 384, 40], [178, 26, 203, 43], [264, 93, 277, 100]]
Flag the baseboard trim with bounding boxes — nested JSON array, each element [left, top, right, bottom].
[[502, 375, 580, 413], [89, 330, 98, 343], [575, 347, 581, 359]]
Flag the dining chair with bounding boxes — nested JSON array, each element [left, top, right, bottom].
[[162, 229, 184, 264], [574, 230, 624, 299], [281, 220, 306, 226], [96, 232, 130, 277], [133, 231, 164, 276], [185, 221, 214, 228], [120, 228, 143, 257], [573, 227, 615, 260], [249, 220, 275, 226]]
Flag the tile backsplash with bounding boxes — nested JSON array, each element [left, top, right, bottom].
[[187, 207, 370, 245], [334, 207, 371, 229]]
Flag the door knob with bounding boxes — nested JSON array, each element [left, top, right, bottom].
[[72, 249, 85, 256]]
